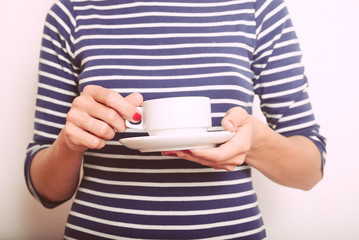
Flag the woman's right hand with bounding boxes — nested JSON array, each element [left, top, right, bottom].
[[62, 85, 143, 152]]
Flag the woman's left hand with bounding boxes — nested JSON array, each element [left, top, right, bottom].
[[162, 107, 254, 171]]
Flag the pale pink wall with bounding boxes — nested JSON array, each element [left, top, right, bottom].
[[1, 0, 358, 239]]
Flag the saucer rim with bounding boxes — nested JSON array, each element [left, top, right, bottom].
[[119, 131, 235, 152]]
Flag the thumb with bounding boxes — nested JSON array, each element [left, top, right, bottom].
[[221, 107, 250, 132]]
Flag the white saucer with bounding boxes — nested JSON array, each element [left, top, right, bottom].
[[119, 131, 235, 153]]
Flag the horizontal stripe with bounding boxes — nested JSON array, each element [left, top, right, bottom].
[[65, 222, 265, 240], [74, 199, 258, 216], [278, 109, 313, 123], [262, 113, 282, 119], [35, 106, 67, 118], [260, 101, 292, 108], [212, 112, 226, 118], [39, 70, 77, 85], [78, 188, 255, 202], [96, 85, 253, 95], [260, 62, 303, 76], [275, 37, 299, 49], [74, 0, 255, 11], [69, 210, 262, 230], [82, 62, 253, 76], [82, 53, 250, 66], [83, 163, 250, 174], [290, 98, 310, 108], [38, 83, 77, 96], [34, 118, 64, 129], [276, 120, 317, 134], [65, 223, 134, 240], [254, 74, 303, 89], [76, 19, 255, 31], [268, 51, 302, 62], [75, 42, 254, 57], [33, 130, 58, 139], [37, 95, 72, 107], [83, 176, 252, 187], [40, 59, 78, 77], [80, 72, 254, 85], [75, 9, 255, 21], [210, 98, 252, 107], [75, 32, 255, 45], [195, 226, 266, 240], [261, 83, 307, 99]]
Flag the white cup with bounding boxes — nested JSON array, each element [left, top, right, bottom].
[[126, 96, 212, 136]]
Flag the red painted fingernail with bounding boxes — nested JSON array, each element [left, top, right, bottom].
[[132, 112, 142, 122], [184, 150, 192, 154], [165, 152, 177, 157]]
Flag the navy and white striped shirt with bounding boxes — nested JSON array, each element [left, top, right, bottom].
[[25, 0, 326, 239]]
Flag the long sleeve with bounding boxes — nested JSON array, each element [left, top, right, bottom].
[[24, 0, 79, 207], [252, 0, 326, 167]]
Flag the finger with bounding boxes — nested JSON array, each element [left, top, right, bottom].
[[211, 164, 239, 171], [83, 97, 127, 133], [123, 92, 144, 124], [188, 129, 251, 162], [67, 106, 117, 140], [184, 147, 247, 167], [210, 154, 247, 170], [63, 122, 106, 151], [163, 150, 242, 171], [221, 107, 250, 131], [83, 85, 143, 123], [198, 106, 251, 159], [124, 92, 143, 107], [162, 150, 217, 168], [85, 117, 116, 140]]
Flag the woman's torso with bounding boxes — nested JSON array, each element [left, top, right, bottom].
[[63, 0, 265, 238]]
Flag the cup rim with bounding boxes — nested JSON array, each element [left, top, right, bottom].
[[143, 96, 210, 104]]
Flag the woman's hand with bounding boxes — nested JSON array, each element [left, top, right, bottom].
[[31, 85, 143, 202], [162, 106, 323, 190], [162, 107, 254, 171], [62, 85, 143, 153]]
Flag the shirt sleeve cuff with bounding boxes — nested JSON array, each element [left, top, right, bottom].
[[24, 145, 71, 209]]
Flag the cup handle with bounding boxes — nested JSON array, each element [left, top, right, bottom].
[[125, 107, 144, 131]]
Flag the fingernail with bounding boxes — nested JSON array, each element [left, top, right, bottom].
[[165, 152, 177, 157], [132, 112, 142, 122], [228, 119, 235, 129], [184, 150, 192, 154]]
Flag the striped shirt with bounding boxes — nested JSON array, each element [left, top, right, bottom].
[[25, 0, 326, 239]]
